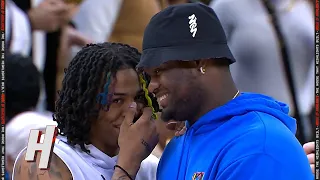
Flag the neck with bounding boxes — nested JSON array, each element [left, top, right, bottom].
[[189, 75, 238, 125], [90, 138, 119, 157]]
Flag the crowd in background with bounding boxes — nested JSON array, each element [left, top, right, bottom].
[[5, 0, 315, 179]]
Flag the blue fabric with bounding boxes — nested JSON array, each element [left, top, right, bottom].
[[157, 93, 313, 180], [5, 171, 10, 180]]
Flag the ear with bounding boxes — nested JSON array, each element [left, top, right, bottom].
[[193, 59, 209, 75], [197, 59, 209, 69]]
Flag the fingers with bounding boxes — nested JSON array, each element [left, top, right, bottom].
[[307, 154, 315, 164], [134, 107, 153, 125], [45, 0, 69, 14], [307, 153, 315, 164], [166, 121, 178, 130], [52, 5, 70, 14], [123, 102, 137, 128], [175, 126, 187, 136], [311, 164, 315, 174], [175, 122, 185, 131], [305, 143, 315, 174], [46, 0, 65, 4], [303, 141, 315, 154], [165, 121, 186, 136]]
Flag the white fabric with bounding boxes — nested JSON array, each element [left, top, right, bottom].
[[12, 135, 158, 180], [72, 0, 122, 43], [30, 0, 48, 112], [6, 111, 57, 161], [52, 136, 158, 180], [210, 0, 314, 116], [70, 0, 123, 59], [5, 0, 31, 56], [30, 0, 47, 73], [6, 0, 47, 112]]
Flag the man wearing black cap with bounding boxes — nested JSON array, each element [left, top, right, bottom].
[[113, 3, 313, 180]]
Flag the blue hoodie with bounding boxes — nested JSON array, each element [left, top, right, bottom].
[[157, 93, 313, 180]]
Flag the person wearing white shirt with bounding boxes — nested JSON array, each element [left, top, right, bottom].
[[6, 0, 32, 56], [12, 43, 159, 180], [210, 0, 314, 141], [5, 54, 57, 179]]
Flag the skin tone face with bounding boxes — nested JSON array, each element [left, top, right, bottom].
[[144, 61, 206, 123], [89, 68, 143, 157]]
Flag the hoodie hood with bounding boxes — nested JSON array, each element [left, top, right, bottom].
[[187, 92, 296, 135]]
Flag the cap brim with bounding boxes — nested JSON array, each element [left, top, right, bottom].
[[137, 42, 235, 69]]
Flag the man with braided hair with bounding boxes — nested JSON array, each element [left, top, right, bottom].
[[12, 42, 160, 180]]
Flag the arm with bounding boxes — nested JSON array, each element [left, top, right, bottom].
[[111, 154, 159, 180], [72, 0, 123, 43], [13, 151, 72, 180], [111, 152, 143, 180], [111, 168, 138, 180]]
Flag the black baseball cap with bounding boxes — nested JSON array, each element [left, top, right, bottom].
[[137, 3, 235, 69]]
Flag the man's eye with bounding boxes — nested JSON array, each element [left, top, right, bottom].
[[112, 99, 123, 104], [155, 69, 161, 75]]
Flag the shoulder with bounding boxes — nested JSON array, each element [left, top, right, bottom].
[[221, 112, 308, 169], [13, 150, 72, 180]]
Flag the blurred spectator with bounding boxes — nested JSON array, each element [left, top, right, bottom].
[[71, 0, 122, 46], [210, 0, 314, 143], [28, 0, 72, 113], [57, 25, 91, 99], [56, 0, 122, 93], [108, 0, 161, 51], [5, 0, 32, 56], [7, 0, 71, 72], [8, 0, 86, 112], [6, 54, 41, 120], [5, 54, 57, 179], [69, 0, 161, 56], [28, 0, 70, 32]]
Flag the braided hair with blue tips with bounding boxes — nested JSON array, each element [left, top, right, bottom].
[[53, 42, 159, 152]]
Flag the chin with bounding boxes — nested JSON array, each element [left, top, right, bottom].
[[161, 107, 184, 122]]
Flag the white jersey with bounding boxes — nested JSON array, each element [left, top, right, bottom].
[[13, 136, 159, 180], [210, 0, 314, 116]]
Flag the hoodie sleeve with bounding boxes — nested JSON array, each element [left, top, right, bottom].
[[216, 153, 313, 180]]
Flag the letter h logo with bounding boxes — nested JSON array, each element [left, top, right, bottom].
[[25, 125, 58, 169]]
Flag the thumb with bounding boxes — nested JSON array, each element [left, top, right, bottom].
[[303, 142, 315, 154], [122, 102, 137, 128], [166, 121, 178, 131]]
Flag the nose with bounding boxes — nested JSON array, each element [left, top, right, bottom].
[[148, 77, 160, 93]]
